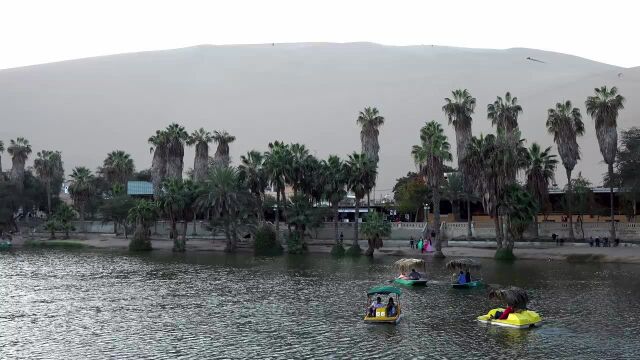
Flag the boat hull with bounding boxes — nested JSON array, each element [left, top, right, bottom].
[[363, 312, 402, 324], [452, 280, 483, 289], [394, 278, 427, 287], [477, 308, 542, 328]]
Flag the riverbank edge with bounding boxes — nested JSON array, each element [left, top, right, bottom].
[[6, 235, 640, 265]]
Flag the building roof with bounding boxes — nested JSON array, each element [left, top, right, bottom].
[[548, 186, 621, 194], [127, 181, 153, 196]]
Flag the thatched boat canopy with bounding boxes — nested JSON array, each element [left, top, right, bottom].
[[394, 258, 425, 272], [489, 287, 529, 309], [445, 258, 481, 270]]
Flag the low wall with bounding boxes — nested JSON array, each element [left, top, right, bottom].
[[442, 222, 640, 241]]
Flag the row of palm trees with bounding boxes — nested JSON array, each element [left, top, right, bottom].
[[414, 86, 624, 257]]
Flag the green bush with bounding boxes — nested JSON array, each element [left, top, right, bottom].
[[254, 224, 283, 256], [129, 226, 153, 252], [345, 244, 362, 257], [494, 248, 516, 261], [24, 240, 89, 249], [286, 232, 306, 254], [330, 243, 345, 257]]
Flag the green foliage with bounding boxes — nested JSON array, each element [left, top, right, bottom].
[[494, 248, 516, 261], [128, 200, 158, 251], [100, 192, 135, 235], [54, 204, 76, 239], [286, 232, 306, 254], [361, 212, 391, 256], [330, 243, 346, 257], [345, 244, 362, 257], [502, 184, 538, 242], [24, 240, 89, 249], [100, 150, 135, 187], [393, 172, 429, 220], [254, 224, 283, 256]]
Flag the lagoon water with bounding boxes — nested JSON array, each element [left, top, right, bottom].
[[2, 249, 640, 359]]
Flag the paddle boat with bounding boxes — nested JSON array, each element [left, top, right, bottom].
[[393, 258, 428, 286], [0, 241, 11, 251], [363, 286, 402, 324], [446, 258, 483, 289], [477, 287, 542, 329]]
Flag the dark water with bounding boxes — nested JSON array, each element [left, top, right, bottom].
[[2, 249, 640, 359]]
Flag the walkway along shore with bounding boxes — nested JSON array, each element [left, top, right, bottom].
[[10, 234, 640, 265]]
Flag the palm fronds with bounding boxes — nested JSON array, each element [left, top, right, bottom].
[[445, 258, 481, 270], [489, 287, 530, 309]]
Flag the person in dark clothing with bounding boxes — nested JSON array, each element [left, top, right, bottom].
[[595, 237, 600, 247], [409, 236, 414, 249], [339, 232, 344, 245], [552, 233, 558, 245], [615, 238, 620, 247], [386, 298, 397, 317], [465, 270, 471, 283]]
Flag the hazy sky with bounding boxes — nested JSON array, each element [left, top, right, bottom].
[[1, 0, 638, 69]]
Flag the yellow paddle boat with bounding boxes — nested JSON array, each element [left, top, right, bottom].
[[393, 258, 427, 287], [363, 286, 402, 324], [477, 287, 542, 329], [446, 258, 484, 289]]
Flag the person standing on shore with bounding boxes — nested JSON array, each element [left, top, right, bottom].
[[409, 236, 414, 249], [417, 238, 423, 252]]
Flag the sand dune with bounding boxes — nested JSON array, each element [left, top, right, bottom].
[[0, 43, 637, 195]]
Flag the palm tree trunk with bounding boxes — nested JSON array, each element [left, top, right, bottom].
[[353, 197, 360, 247], [80, 207, 86, 234], [466, 195, 472, 239], [433, 190, 444, 257], [192, 212, 197, 235], [223, 222, 233, 252], [275, 191, 281, 244], [367, 192, 371, 208], [566, 168, 575, 241], [493, 210, 502, 249], [608, 163, 616, 241], [333, 202, 339, 245], [46, 180, 52, 215]]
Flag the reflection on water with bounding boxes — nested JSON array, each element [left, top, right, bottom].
[[2, 249, 640, 359]]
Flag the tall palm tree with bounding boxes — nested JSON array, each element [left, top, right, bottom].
[[34, 150, 64, 215], [263, 141, 291, 242], [0, 140, 4, 174], [101, 150, 135, 188], [212, 130, 236, 168], [324, 155, 348, 246], [411, 121, 452, 257], [148, 130, 168, 199], [68, 166, 96, 232], [356, 107, 385, 165], [586, 86, 625, 241], [443, 89, 476, 237], [159, 178, 200, 251], [187, 128, 213, 183], [346, 152, 377, 252], [546, 100, 585, 240], [286, 143, 311, 195], [525, 143, 558, 238], [238, 150, 268, 221], [164, 123, 189, 179], [487, 92, 523, 133], [7, 137, 32, 192]]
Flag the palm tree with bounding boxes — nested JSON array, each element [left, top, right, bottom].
[[360, 212, 391, 256], [357, 107, 385, 165], [212, 130, 236, 168], [148, 130, 168, 199], [443, 89, 476, 237], [524, 143, 558, 238], [0, 140, 4, 174], [187, 128, 213, 183], [68, 166, 96, 232], [127, 200, 158, 251], [345, 152, 377, 253], [100, 150, 135, 188], [586, 86, 625, 241], [324, 155, 348, 247], [286, 143, 311, 195], [487, 92, 522, 133], [263, 141, 291, 242], [34, 150, 64, 215], [7, 137, 32, 192], [164, 123, 189, 179], [159, 178, 200, 251], [411, 121, 452, 257], [546, 100, 584, 240], [238, 150, 268, 221]]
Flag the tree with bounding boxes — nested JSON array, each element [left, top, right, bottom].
[[360, 212, 391, 256], [569, 173, 594, 240], [7, 137, 32, 192], [524, 143, 558, 239], [54, 203, 76, 239], [187, 128, 213, 183], [546, 100, 584, 240], [68, 166, 96, 232], [442, 171, 465, 222], [487, 92, 522, 133], [345, 152, 377, 255], [149, 130, 168, 199], [615, 127, 640, 219], [285, 193, 326, 254], [212, 130, 236, 168], [411, 121, 452, 257], [586, 86, 625, 240], [0, 140, 4, 174], [159, 178, 200, 252], [100, 150, 135, 188], [34, 150, 64, 215], [164, 123, 189, 179], [502, 184, 538, 247], [100, 185, 135, 238], [443, 89, 476, 236], [356, 107, 385, 165], [263, 141, 291, 242], [393, 172, 430, 221], [323, 155, 348, 249], [128, 200, 158, 251], [286, 143, 311, 195], [238, 150, 268, 221]]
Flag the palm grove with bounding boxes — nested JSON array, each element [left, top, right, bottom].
[[0, 86, 636, 258]]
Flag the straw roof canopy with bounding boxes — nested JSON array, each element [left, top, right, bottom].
[[489, 287, 529, 309], [394, 258, 425, 272], [445, 258, 481, 270]]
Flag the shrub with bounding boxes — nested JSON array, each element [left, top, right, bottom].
[[330, 243, 345, 257], [254, 224, 283, 256], [494, 248, 516, 261], [286, 232, 306, 254], [345, 244, 362, 257]]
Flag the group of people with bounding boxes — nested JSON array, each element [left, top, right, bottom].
[[456, 270, 472, 284], [588, 236, 619, 247], [368, 296, 397, 317], [397, 268, 422, 280], [409, 234, 434, 254]]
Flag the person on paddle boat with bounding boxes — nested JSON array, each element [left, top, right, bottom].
[[369, 297, 384, 316], [408, 269, 421, 280], [397, 271, 411, 280], [491, 305, 514, 320], [457, 271, 467, 284], [465, 270, 471, 283], [386, 297, 397, 317]]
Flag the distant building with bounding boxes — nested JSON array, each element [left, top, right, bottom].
[[127, 181, 154, 198]]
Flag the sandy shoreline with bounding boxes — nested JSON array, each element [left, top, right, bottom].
[[8, 234, 640, 265]]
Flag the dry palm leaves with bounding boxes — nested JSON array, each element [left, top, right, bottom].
[[445, 258, 481, 270], [489, 287, 529, 309], [393, 258, 425, 273]]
